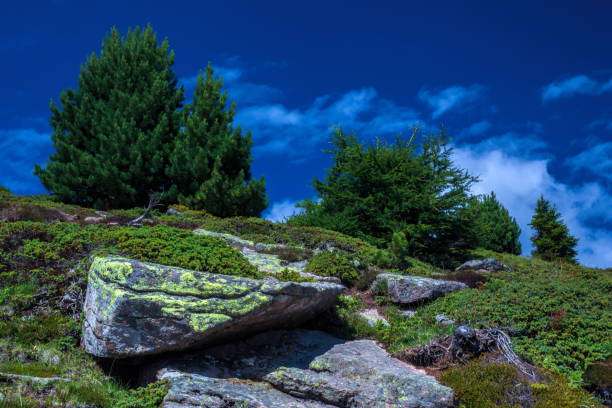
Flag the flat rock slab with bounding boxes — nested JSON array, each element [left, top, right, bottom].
[[455, 258, 510, 272], [371, 273, 468, 304], [194, 229, 340, 284], [153, 329, 453, 408], [83, 257, 344, 358]]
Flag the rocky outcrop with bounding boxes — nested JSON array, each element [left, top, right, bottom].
[[371, 273, 467, 305], [153, 329, 453, 408], [82, 256, 344, 358], [455, 258, 510, 273]]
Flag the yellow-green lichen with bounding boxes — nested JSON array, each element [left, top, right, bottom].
[[188, 313, 232, 332], [309, 357, 332, 372], [91, 256, 134, 284]]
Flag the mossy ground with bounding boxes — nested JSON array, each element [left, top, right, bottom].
[[0, 193, 609, 406]]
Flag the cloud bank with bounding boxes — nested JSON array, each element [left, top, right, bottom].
[[454, 137, 612, 268]]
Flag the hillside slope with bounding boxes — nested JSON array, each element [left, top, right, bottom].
[[0, 192, 608, 407]]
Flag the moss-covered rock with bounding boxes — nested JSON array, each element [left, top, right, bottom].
[[83, 256, 344, 358]]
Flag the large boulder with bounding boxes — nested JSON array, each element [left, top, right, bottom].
[[455, 258, 510, 273], [154, 329, 453, 408], [371, 273, 467, 304], [82, 256, 344, 358]]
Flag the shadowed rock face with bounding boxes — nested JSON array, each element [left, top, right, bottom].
[[154, 330, 453, 408], [82, 257, 344, 358], [371, 273, 468, 305]]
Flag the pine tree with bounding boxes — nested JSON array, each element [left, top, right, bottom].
[[529, 196, 578, 263], [34, 26, 183, 209], [167, 64, 267, 217], [467, 192, 522, 254], [290, 127, 477, 266]]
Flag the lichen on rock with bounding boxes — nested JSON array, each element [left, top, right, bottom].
[[83, 256, 344, 358]]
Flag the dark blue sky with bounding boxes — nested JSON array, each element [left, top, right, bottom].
[[2, 1, 611, 266]]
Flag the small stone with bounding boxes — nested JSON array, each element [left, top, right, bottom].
[[358, 308, 389, 327], [166, 207, 182, 215], [371, 273, 468, 305], [455, 258, 510, 273], [83, 216, 105, 223], [400, 310, 417, 318], [435, 314, 455, 326]]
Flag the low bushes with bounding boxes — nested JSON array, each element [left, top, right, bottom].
[[305, 251, 360, 285], [440, 358, 598, 408]]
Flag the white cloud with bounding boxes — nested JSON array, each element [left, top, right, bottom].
[[454, 139, 612, 268], [566, 142, 612, 181], [418, 84, 485, 119], [541, 74, 612, 102], [264, 199, 303, 222], [237, 87, 421, 156]]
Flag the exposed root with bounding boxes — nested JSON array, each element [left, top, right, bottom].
[[395, 327, 537, 380]]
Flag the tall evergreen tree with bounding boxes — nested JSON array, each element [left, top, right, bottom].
[[290, 127, 477, 266], [35, 25, 183, 209], [529, 196, 578, 263], [467, 192, 522, 254], [167, 65, 267, 217]]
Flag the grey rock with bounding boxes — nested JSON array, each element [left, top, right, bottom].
[[83, 216, 105, 223], [435, 314, 456, 326], [300, 271, 342, 284], [357, 308, 390, 327], [400, 310, 417, 318], [166, 208, 182, 216], [265, 339, 453, 408], [82, 256, 344, 358], [371, 273, 468, 304], [455, 258, 510, 273], [160, 370, 333, 408], [153, 330, 453, 408]]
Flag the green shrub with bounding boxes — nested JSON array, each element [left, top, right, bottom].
[[55, 381, 111, 407], [440, 358, 598, 408], [305, 251, 360, 285], [0, 361, 60, 377], [441, 359, 525, 408], [276, 268, 315, 282], [0, 398, 39, 408], [0, 313, 78, 347], [389, 250, 612, 381], [113, 380, 170, 408], [106, 225, 260, 278]]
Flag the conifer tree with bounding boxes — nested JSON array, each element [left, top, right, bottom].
[[290, 127, 477, 266], [529, 196, 578, 263], [35, 26, 183, 209], [467, 192, 522, 254], [167, 65, 267, 217]]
